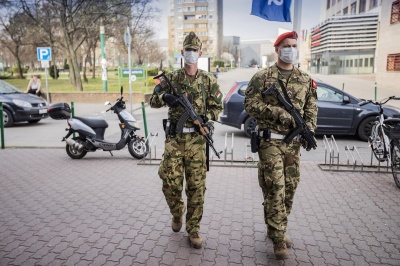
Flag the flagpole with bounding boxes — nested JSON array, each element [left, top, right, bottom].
[[293, 0, 302, 35], [293, 0, 302, 64]]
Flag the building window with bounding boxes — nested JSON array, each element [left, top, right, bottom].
[[359, 58, 363, 67], [364, 58, 368, 67], [195, 6, 207, 11], [196, 0, 207, 2], [391, 1, 400, 24], [359, 0, 366, 13], [176, 0, 182, 3], [346, 60, 349, 67], [327, 0, 331, 9], [339, 60, 343, 67], [183, 0, 194, 3], [370, 57, 374, 67], [355, 59, 358, 67], [343, 7, 348, 15], [350, 60, 353, 67], [332, 0, 336, 5], [369, 0, 378, 9], [387, 54, 400, 71], [351, 2, 357, 14], [209, 15, 213, 20]]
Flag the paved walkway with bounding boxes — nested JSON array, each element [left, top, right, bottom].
[[1, 149, 400, 265]]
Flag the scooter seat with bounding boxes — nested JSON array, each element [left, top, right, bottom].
[[74, 116, 108, 128]]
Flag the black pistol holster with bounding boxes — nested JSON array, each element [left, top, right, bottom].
[[163, 119, 176, 138], [251, 126, 259, 153]]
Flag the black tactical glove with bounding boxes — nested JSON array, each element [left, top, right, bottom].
[[301, 131, 317, 151], [162, 93, 180, 108], [200, 115, 209, 123], [153, 84, 162, 95]]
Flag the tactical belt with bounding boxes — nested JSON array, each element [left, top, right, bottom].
[[258, 128, 300, 142], [182, 127, 197, 133]]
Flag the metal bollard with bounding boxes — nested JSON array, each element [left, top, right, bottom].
[[71, 101, 75, 138], [0, 102, 4, 149], [141, 102, 149, 145]]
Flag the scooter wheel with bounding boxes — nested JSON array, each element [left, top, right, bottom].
[[128, 138, 148, 159], [66, 138, 87, 159]]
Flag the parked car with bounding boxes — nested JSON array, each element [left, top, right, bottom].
[[219, 80, 400, 141], [0, 80, 48, 127]]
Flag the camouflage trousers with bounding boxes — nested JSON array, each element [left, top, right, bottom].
[[257, 139, 301, 244], [158, 132, 207, 234]]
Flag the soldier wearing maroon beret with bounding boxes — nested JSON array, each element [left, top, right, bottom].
[[244, 31, 318, 260]]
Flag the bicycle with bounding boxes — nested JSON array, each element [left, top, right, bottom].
[[359, 96, 400, 188]]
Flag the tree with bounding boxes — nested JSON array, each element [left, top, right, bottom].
[[0, 10, 31, 78], [18, 0, 159, 91]]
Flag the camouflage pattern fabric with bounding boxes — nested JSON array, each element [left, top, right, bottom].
[[150, 68, 223, 234], [258, 139, 300, 243], [244, 64, 318, 243], [150, 68, 222, 124], [244, 64, 318, 134], [183, 31, 202, 50], [158, 133, 206, 234]]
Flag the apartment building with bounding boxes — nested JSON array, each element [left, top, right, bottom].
[[376, 1, 400, 89], [167, 0, 223, 61], [310, 0, 381, 75]]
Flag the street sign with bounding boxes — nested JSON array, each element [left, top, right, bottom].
[[124, 27, 131, 47], [37, 47, 52, 61], [130, 75, 137, 82], [41, 60, 50, 68], [122, 68, 144, 78]]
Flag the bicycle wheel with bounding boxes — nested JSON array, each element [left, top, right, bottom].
[[370, 124, 387, 162], [391, 140, 400, 189]]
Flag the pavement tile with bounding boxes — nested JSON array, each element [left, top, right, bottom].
[[1, 149, 400, 265]]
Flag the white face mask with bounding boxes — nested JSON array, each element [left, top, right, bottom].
[[279, 47, 297, 64], [183, 51, 199, 65]]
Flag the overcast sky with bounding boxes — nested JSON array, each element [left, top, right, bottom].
[[151, 0, 322, 40]]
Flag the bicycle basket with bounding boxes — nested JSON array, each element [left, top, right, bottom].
[[387, 124, 400, 139]]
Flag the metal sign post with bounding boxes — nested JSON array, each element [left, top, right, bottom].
[[124, 27, 132, 113], [41, 60, 50, 103], [37, 47, 52, 103]]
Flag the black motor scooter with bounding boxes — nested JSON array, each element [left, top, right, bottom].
[[48, 87, 148, 159]]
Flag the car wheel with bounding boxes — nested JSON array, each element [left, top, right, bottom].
[[244, 116, 257, 138], [28, 119, 41, 124], [3, 109, 14, 127], [357, 116, 376, 141]]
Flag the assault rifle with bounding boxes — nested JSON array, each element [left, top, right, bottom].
[[263, 84, 317, 151], [154, 71, 222, 159]]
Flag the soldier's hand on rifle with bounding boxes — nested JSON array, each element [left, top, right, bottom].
[[270, 106, 295, 127], [300, 132, 317, 151], [162, 93, 180, 108]]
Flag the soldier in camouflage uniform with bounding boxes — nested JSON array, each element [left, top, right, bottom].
[[150, 32, 223, 249], [244, 31, 318, 259]]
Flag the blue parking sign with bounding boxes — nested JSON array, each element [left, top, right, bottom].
[[37, 47, 52, 61]]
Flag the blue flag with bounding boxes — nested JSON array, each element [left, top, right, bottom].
[[251, 0, 292, 22]]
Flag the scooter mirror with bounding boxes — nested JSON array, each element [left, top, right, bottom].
[[104, 101, 111, 106], [120, 86, 123, 95]]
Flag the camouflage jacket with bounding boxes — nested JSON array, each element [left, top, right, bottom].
[[149, 68, 223, 128], [244, 64, 318, 134]]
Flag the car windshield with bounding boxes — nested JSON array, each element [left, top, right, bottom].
[[0, 80, 23, 94]]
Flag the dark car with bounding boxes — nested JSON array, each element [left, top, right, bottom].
[[219, 80, 400, 141], [0, 80, 48, 127]]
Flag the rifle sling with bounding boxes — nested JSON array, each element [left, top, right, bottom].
[[277, 79, 294, 107]]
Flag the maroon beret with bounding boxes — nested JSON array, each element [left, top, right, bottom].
[[273, 31, 298, 47]]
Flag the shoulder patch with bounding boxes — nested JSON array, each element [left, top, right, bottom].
[[312, 79, 317, 89]]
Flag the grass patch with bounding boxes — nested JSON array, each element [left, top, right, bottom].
[[4, 70, 155, 93]]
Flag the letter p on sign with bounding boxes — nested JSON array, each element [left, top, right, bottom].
[[37, 47, 52, 61]]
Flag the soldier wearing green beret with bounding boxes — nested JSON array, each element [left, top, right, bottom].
[[244, 31, 318, 259], [150, 31, 223, 249]]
